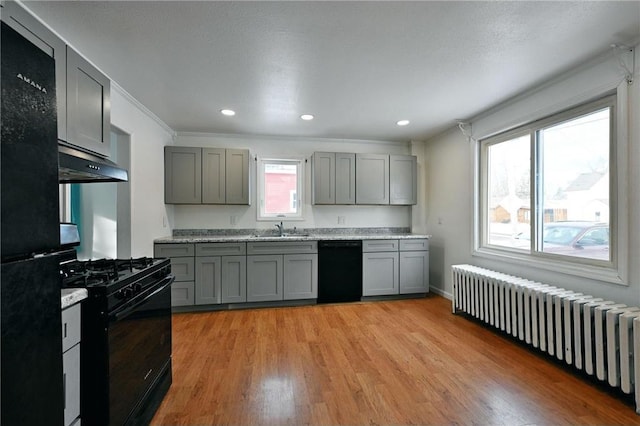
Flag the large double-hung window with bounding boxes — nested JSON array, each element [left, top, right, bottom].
[[478, 94, 620, 276]]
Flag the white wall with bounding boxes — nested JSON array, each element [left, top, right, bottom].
[[424, 48, 640, 306], [110, 84, 175, 257], [171, 133, 412, 231]]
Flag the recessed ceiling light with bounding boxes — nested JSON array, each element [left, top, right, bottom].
[[396, 119, 410, 126], [221, 109, 236, 116], [300, 114, 314, 121]]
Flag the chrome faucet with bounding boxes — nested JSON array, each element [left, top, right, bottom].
[[275, 221, 284, 236]]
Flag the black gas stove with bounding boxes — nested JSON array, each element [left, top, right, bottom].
[[61, 257, 171, 312], [61, 255, 174, 425]]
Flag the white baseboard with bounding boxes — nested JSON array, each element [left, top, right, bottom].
[[430, 287, 452, 300]]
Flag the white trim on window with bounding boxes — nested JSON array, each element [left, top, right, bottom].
[[256, 157, 305, 221], [473, 82, 629, 286]]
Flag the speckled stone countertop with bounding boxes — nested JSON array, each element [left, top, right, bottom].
[[61, 288, 88, 309], [154, 227, 430, 244]]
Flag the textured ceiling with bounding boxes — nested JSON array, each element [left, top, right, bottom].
[[23, 1, 640, 142]]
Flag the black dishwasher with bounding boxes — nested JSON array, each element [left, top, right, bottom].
[[317, 240, 362, 303]]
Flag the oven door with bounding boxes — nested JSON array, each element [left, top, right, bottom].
[[108, 276, 173, 425]]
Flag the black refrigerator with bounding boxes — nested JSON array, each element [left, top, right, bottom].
[[1, 22, 65, 425]]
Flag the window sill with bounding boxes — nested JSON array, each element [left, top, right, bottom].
[[472, 246, 627, 286]]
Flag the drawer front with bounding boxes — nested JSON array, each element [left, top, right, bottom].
[[61, 303, 81, 352], [247, 241, 318, 255], [399, 239, 429, 251], [154, 243, 195, 258], [196, 242, 246, 256], [362, 239, 399, 252], [170, 257, 195, 282]]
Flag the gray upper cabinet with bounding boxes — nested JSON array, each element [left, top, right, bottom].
[[165, 147, 202, 204], [312, 152, 356, 205], [66, 47, 111, 157], [2, 0, 67, 140], [3, 1, 111, 156], [335, 153, 356, 204], [225, 149, 250, 204], [202, 148, 225, 204], [312, 152, 336, 204], [356, 154, 389, 205], [165, 147, 249, 205], [390, 155, 417, 205]]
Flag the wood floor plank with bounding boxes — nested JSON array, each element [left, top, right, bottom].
[[151, 296, 640, 425]]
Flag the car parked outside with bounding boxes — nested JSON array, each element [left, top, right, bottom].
[[513, 221, 609, 260]]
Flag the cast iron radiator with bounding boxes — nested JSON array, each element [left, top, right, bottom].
[[451, 264, 640, 415]]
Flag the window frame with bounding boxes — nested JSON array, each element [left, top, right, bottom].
[[474, 92, 629, 285], [256, 157, 305, 221]]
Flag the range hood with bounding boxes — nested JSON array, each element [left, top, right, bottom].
[[59, 145, 128, 183]]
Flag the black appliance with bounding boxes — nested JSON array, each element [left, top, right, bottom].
[[61, 256, 174, 426], [1, 21, 65, 425], [317, 240, 363, 303]]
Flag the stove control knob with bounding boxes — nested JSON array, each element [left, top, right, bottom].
[[122, 287, 134, 299]]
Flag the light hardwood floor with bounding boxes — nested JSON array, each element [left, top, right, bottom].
[[151, 295, 639, 425]]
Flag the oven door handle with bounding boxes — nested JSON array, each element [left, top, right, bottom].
[[111, 275, 175, 322]]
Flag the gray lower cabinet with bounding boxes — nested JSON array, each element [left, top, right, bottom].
[[247, 241, 318, 302], [283, 254, 318, 300], [195, 256, 222, 305], [398, 239, 429, 294], [61, 303, 81, 426], [196, 243, 247, 305], [247, 255, 283, 302], [195, 254, 248, 305], [363, 251, 399, 296], [399, 251, 429, 294], [221, 256, 247, 303], [154, 243, 196, 307], [363, 239, 429, 296]]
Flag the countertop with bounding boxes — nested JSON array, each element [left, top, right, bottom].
[[61, 288, 88, 309], [155, 232, 430, 244]]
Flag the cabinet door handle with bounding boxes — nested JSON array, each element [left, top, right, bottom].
[[63, 323, 67, 339], [63, 372, 66, 409]]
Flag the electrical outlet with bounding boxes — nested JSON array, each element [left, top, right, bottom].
[[230, 215, 237, 225], [338, 216, 346, 225], [162, 215, 167, 228]]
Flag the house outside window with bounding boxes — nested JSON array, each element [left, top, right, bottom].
[[257, 158, 304, 220], [478, 94, 615, 266]]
